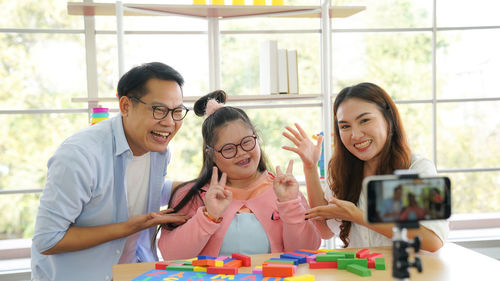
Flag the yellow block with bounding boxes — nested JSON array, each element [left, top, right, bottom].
[[284, 274, 315, 281], [253, 0, 265, 5], [272, 0, 284, 5], [193, 266, 207, 272], [232, 0, 245, 4], [212, 0, 225, 4], [254, 266, 262, 269], [193, 0, 206, 4], [215, 260, 224, 267]]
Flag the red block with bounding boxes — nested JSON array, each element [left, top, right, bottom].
[[367, 253, 383, 261], [224, 259, 243, 268], [262, 265, 294, 277], [356, 248, 370, 259], [308, 261, 338, 269], [298, 249, 321, 254], [206, 266, 238, 275], [232, 253, 251, 266], [368, 259, 375, 268]]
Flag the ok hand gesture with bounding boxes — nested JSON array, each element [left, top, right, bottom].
[[282, 123, 324, 169], [204, 167, 232, 219], [273, 160, 299, 202]]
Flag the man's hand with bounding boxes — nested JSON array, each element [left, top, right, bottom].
[[125, 209, 189, 233]]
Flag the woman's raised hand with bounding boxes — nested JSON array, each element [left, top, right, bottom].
[[204, 167, 232, 219], [282, 123, 324, 169], [273, 160, 299, 202]]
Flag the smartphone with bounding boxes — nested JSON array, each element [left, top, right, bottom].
[[364, 175, 451, 223]]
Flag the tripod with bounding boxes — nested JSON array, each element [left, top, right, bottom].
[[392, 221, 423, 281]]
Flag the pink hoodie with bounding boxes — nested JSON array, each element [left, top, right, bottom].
[[158, 172, 321, 260]]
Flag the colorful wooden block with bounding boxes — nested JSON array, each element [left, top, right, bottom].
[[285, 251, 309, 258], [197, 255, 216, 260], [262, 265, 294, 277], [293, 250, 316, 256], [367, 259, 375, 268], [367, 253, 383, 260], [224, 259, 243, 268], [284, 274, 315, 281], [165, 265, 195, 271], [306, 255, 316, 263], [280, 253, 307, 264], [252, 267, 263, 274], [299, 249, 321, 254], [193, 266, 207, 272], [356, 248, 370, 259], [308, 261, 338, 269], [316, 253, 345, 262], [337, 258, 368, 269], [232, 253, 251, 266], [346, 264, 372, 277], [206, 266, 238, 275], [375, 258, 386, 270]]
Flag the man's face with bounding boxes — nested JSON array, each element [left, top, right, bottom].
[[120, 79, 184, 156]]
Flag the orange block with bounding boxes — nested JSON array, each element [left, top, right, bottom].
[[262, 264, 294, 277], [225, 259, 243, 268]]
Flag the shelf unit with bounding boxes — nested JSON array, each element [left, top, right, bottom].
[[68, 1, 365, 185]]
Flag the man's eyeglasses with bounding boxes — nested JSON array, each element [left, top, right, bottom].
[[130, 96, 189, 121], [208, 135, 257, 159]]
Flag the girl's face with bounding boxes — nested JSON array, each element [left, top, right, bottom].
[[336, 98, 389, 165], [211, 120, 261, 183]]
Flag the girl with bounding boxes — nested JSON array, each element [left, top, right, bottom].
[[158, 90, 320, 259], [283, 82, 448, 252]]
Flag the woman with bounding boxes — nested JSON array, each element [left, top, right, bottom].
[[283, 82, 448, 252], [158, 90, 320, 259]]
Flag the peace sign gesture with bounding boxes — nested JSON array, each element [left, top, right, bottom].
[[204, 166, 232, 219], [282, 123, 324, 169], [273, 160, 299, 202]]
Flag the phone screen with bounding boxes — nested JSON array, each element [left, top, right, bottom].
[[366, 176, 451, 223]]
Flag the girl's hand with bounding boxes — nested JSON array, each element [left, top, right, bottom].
[[204, 167, 232, 219], [305, 197, 364, 225], [282, 123, 324, 169], [273, 160, 299, 202]]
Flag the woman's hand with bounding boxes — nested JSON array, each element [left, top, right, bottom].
[[282, 123, 323, 169], [204, 167, 232, 219], [305, 197, 364, 225], [273, 160, 299, 202]]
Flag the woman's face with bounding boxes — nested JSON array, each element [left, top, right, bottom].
[[336, 98, 389, 165], [211, 120, 261, 182]]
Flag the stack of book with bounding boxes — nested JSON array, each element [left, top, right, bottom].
[[259, 40, 298, 95]]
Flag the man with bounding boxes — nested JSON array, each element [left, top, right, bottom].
[[31, 62, 189, 281], [381, 185, 403, 222]]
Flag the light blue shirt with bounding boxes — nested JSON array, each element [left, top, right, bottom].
[[219, 213, 271, 256], [31, 115, 172, 281]]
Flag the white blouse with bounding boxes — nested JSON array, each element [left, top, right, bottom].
[[324, 155, 449, 248]]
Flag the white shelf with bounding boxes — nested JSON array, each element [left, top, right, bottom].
[[67, 2, 365, 19], [71, 94, 322, 103]]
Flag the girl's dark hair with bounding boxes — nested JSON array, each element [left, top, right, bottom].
[[164, 90, 269, 229], [328, 82, 411, 247]]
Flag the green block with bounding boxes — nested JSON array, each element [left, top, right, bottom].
[[344, 252, 355, 259], [172, 260, 193, 265], [337, 258, 368, 269], [166, 265, 195, 271], [375, 258, 386, 270], [316, 253, 345, 262], [346, 264, 372, 277]]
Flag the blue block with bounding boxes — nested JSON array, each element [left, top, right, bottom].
[[292, 250, 316, 256], [197, 255, 216, 260], [279, 253, 307, 264], [223, 258, 236, 264]]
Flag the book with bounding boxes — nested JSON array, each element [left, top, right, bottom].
[[278, 49, 289, 94], [259, 40, 279, 94], [287, 49, 298, 94]]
